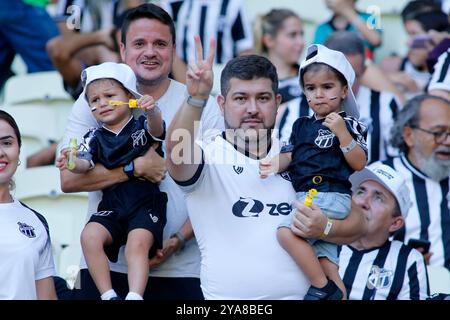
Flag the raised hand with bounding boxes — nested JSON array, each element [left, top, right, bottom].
[[186, 36, 216, 99], [138, 95, 159, 115]]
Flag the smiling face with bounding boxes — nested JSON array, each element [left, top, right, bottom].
[[120, 18, 175, 88], [0, 119, 20, 188], [87, 79, 133, 130], [302, 65, 348, 119]]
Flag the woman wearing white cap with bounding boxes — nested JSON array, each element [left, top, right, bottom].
[[260, 44, 368, 299]]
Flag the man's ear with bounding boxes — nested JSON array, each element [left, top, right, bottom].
[[388, 216, 404, 234], [217, 95, 225, 116], [119, 42, 126, 62], [403, 126, 414, 148]]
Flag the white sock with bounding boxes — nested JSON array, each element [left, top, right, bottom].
[[101, 289, 118, 300], [125, 292, 143, 300]]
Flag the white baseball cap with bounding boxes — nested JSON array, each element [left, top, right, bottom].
[[349, 162, 412, 217], [299, 44, 360, 119], [81, 62, 142, 100]]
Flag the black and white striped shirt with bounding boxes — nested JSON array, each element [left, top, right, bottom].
[[160, 0, 253, 64], [383, 155, 450, 271], [339, 240, 429, 300], [276, 86, 401, 163], [55, 0, 121, 32], [279, 75, 302, 104], [356, 85, 401, 163], [428, 48, 450, 92]]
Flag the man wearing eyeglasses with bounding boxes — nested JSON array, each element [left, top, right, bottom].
[[387, 94, 450, 271]]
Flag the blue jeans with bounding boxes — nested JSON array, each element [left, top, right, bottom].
[[279, 191, 351, 265], [0, 0, 59, 89]]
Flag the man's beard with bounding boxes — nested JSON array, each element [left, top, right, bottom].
[[413, 148, 450, 181]]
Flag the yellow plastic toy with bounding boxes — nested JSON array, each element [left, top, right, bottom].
[[108, 99, 139, 108], [304, 188, 318, 207], [66, 138, 78, 170]]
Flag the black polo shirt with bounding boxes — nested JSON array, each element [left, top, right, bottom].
[[285, 112, 367, 194], [79, 115, 165, 207]]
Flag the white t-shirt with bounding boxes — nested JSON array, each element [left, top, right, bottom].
[[0, 199, 56, 300], [178, 134, 309, 299], [60, 79, 224, 277]]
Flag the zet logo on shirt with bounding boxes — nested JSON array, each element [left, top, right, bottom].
[[232, 197, 291, 217]]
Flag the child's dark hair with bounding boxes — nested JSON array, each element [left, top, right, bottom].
[[85, 78, 132, 103], [300, 63, 347, 88], [0, 110, 21, 149]]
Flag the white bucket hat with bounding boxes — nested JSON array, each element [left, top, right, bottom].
[[349, 162, 412, 217], [299, 44, 360, 119], [81, 62, 142, 100]]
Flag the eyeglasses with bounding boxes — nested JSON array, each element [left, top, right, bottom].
[[410, 126, 450, 144]]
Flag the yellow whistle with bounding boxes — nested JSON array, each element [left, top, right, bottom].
[[304, 188, 318, 207], [109, 99, 138, 108], [66, 138, 78, 170]]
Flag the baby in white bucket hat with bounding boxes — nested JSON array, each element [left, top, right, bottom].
[[57, 62, 167, 301], [260, 44, 369, 299]]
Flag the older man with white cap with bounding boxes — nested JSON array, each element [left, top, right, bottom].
[[338, 162, 429, 300]]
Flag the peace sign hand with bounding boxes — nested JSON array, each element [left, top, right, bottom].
[[186, 36, 216, 99]]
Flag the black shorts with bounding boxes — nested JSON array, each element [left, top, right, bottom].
[[87, 192, 167, 262]]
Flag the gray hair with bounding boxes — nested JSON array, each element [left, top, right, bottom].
[[324, 31, 365, 61], [390, 94, 450, 153]]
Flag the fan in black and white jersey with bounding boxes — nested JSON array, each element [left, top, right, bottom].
[[277, 32, 403, 162], [338, 162, 429, 300], [428, 47, 450, 100], [387, 94, 450, 271], [160, 0, 253, 65], [324, 31, 402, 163]]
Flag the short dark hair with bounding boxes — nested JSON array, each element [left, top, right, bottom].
[[121, 3, 176, 45], [300, 63, 347, 88], [0, 110, 21, 149], [324, 31, 365, 60], [220, 55, 278, 97]]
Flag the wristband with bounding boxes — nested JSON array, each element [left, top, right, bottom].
[[187, 96, 208, 108], [322, 218, 334, 238], [340, 139, 357, 154]]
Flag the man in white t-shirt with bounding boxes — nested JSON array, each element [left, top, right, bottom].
[[166, 38, 365, 299], [57, 4, 223, 300]]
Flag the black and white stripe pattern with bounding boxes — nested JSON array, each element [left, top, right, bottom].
[[55, 0, 118, 32], [278, 75, 302, 104], [383, 155, 450, 271], [428, 48, 450, 92], [339, 240, 429, 300], [356, 85, 401, 163], [276, 94, 310, 145], [160, 0, 253, 64]]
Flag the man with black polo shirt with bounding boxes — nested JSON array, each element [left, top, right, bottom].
[[387, 94, 450, 271]]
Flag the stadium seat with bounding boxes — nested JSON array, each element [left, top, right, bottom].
[[1, 104, 71, 171], [58, 244, 82, 288], [428, 266, 450, 295], [3, 71, 73, 106]]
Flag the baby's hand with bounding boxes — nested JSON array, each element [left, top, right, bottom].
[[138, 95, 159, 114], [323, 112, 346, 136], [259, 158, 275, 179], [56, 148, 70, 171]]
